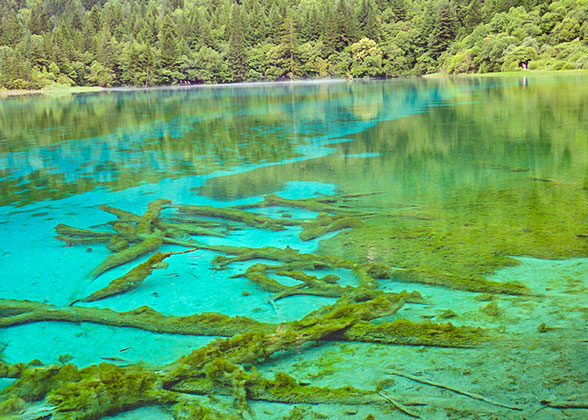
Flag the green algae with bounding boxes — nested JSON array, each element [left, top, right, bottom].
[[282, 406, 307, 420], [0, 362, 174, 420], [172, 399, 240, 420], [47, 363, 172, 420], [318, 184, 588, 288], [169, 369, 383, 407], [437, 309, 459, 320], [254, 372, 378, 405], [0, 361, 26, 379], [0, 362, 82, 402], [480, 302, 501, 318], [474, 293, 497, 302], [0, 397, 25, 417]]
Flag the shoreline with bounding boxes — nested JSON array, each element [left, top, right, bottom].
[[0, 86, 103, 98], [422, 68, 588, 78], [1, 69, 586, 97]]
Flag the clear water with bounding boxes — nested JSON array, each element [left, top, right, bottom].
[[0, 74, 587, 419]]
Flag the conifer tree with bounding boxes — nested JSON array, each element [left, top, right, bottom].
[[279, 14, 300, 78], [335, 0, 357, 50], [428, 0, 456, 58], [358, 0, 380, 40], [158, 14, 180, 83], [322, 2, 338, 53], [227, 4, 247, 82]]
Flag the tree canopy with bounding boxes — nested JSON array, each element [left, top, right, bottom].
[[0, 0, 586, 89]]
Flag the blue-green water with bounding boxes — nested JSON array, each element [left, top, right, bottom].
[[0, 74, 587, 419]]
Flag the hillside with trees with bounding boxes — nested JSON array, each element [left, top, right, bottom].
[[0, 0, 586, 89]]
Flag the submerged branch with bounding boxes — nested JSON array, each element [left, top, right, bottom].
[[88, 235, 164, 280], [387, 370, 522, 411], [0, 299, 274, 336], [76, 248, 198, 304]]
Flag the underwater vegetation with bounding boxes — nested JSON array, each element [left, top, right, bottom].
[[3, 187, 583, 420]]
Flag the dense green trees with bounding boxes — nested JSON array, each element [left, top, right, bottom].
[[0, 0, 586, 89]]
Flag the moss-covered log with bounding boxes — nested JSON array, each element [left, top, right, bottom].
[[0, 299, 274, 336], [237, 194, 358, 214], [175, 204, 292, 231], [338, 319, 489, 348], [55, 235, 111, 246], [236, 263, 357, 301], [393, 269, 533, 296], [88, 236, 164, 279], [98, 204, 141, 222], [1, 296, 487, 350], [159, 221, 226, 238], [55, 223, 113, 245], [299, 214, 365, 241], [172, 372, 385, 406], [203, 244, 353, 269], [163, 293, 415, 415], [136, 198, 172, 236], [55, 224, 113, 239], [111, 221, 138, 242], [78, 248, 197, 303], [165, 292, 408, 386], [48, 363, 173, 420]]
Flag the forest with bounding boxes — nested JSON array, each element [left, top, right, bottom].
[[0, 0, 586, 89]]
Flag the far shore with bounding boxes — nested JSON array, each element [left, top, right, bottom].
[[2, 69, 586, 97], [423, 69, 588, 78], [0, 86, 103, 98]]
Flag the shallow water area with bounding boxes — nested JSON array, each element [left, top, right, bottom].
[[0, 74, 587, 419]]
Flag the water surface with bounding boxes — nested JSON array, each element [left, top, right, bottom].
[[0, 74, 587, 419]]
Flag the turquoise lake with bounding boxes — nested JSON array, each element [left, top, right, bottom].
[[0, 74, 587, 419]]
